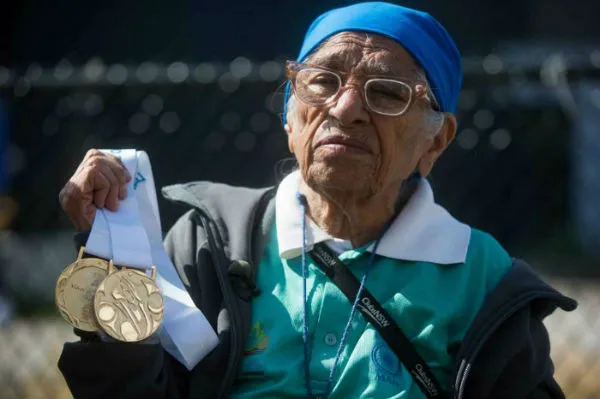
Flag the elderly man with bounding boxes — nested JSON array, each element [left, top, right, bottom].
[[57, 2, 575, 399]]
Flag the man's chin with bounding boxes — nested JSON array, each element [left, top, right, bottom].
[[304, 164, 373, 193]]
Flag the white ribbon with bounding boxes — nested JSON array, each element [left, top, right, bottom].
[[85, 149, 219, 370]]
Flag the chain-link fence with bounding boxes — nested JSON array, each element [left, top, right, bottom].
[[0, 53, 599, 398]]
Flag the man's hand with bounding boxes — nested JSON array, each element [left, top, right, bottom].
[[59, 149, 132, 231]]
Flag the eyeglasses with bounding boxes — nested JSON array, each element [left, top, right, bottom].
[[286, 61, 438, 117]]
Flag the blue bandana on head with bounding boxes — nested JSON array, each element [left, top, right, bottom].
[[282, 1, 461, 124]]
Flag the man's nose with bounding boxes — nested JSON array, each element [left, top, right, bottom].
[[327, 87, 370, 126]]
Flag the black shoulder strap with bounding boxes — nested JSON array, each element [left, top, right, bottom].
[[310, 242, 445, 399], [227, 190, 276, 301]]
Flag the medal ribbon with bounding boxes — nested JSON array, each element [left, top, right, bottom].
[[85, 149, 219, 370]]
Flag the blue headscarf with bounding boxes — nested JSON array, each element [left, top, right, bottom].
[[282, 1, 461, 123]]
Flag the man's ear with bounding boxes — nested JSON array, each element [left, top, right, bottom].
[[417, 113, 457, 177], [285, 123, 295, 153]]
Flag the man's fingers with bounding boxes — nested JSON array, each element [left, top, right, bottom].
[[113, 156, 132, 182], [92, 172, 110, 209], [118, 184, 128, 200], [76, 148, 103, 175], [104, 153, 132, 183], [93, 188, 109, 209], [105, 183, 120, 211], [78, 150, 131, 183], [93, 166, 121, 211], [84, 148, 103, 161], [88, 153, 131, 184]]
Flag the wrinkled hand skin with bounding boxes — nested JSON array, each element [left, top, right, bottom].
[[59, 149, 132, 232]]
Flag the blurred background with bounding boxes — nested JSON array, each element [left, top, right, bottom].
[[0, 0, 599, 398]]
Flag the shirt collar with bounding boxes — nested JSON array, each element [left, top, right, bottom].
[[275, 171, 471, 264]]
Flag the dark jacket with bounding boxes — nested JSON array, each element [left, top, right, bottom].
[[58, 181, 577, 399]]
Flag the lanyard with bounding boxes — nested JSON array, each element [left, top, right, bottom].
[[297, 193, 386, 398], [309, 242, 444, 398]]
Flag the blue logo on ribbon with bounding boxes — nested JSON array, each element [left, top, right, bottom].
[[134, 172, 146, 190]]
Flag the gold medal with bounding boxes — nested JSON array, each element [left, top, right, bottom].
[[93, 261, 164, 342], [55, 247, 109, 331]]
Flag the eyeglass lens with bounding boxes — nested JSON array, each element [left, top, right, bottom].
[[295, 68, 412, 115]]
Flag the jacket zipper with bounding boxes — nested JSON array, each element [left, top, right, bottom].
[[455, 290, 565, 399], [192, 209, 243, 399]]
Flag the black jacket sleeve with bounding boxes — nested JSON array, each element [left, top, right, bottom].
[[455, 260, 577, 399], [462, 299, 569, 399], [58, 340, 189, 399], [57, 223, 195, 399]]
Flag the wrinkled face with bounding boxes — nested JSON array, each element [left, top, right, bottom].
[[286, 32, 456, 199]]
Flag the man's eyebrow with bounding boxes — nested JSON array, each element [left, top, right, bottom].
[[365, 58, 424, 77], [364, 58, 393, 75], [308, 50, 350, 69]]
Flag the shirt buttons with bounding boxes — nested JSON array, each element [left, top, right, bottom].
[[324, 332, 338, 346]]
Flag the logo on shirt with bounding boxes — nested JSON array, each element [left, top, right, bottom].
[[372, 343, 401, 387], [244, 322, 270, 356]]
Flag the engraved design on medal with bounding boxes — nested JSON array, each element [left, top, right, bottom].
[[94, 263, 164, 342], [55, 248, 109, 332]]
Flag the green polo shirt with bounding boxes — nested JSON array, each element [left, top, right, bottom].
[[229, 224, 512, 399]]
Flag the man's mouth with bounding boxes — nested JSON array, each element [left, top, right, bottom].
[[314, 136, 372, 154]]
